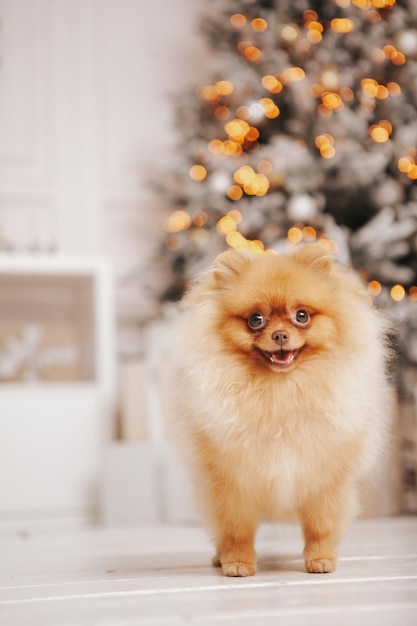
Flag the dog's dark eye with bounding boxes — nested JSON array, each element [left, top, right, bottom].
[[247, 312, 266, 331], [293, 309, 310, 326]]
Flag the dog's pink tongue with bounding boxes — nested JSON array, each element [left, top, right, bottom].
[[271, 350, 293, 364]]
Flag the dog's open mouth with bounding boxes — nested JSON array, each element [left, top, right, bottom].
[[259, 348, 300, 369]]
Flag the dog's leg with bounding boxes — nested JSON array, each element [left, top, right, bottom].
[[209, 488, 258, 577], [213, 524, 257, 577], [301, 481, 357, 574]]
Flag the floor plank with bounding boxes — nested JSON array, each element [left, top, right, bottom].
[[1, 517, 416, 625]]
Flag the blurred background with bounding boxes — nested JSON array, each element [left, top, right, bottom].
[[0, 0, 416, 527]]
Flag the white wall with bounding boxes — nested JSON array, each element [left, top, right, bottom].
[[0, 0, 208, 346]]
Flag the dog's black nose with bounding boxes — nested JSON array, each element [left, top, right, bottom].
[[271, 330, 289, 346]]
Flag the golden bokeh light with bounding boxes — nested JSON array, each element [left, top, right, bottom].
[[246, 126, 260, 141], [226, 231, 247, 248], [331, 18, 355, 33], [259, 97, 280, 118], [391, 51, 406, 65], [368, 280, 382, 296], [164, 210, 192, 233], [372, 48, 386, 63], [398, 156, 414, 173], [233, 166, 270, 196], [379, 119, 393, 134], [257, 160, 273, 174], [383, 44, 406, 65], [238, 41, 263, 62], [189, 164, 207, 181], [251, 18, 268, 32], [408, 165, 417, 180], [236, 105, 251, 120], [361, 77, 378, 97], [370, 120, 392, 143], [228, 209, 242, 224], [321, 145, 336, 158], [370, 126, 389, 142], [283, 67, 306, 82], [197, 80, 234, 102], [214, 106, 231, 121], [192, 211, 208, 227], [317, 236, 339, 254], [280, 24, 300, 43], [208, 139, 224, 155], [234, 165, 256, 185], [303, 226, 317, 241], [216, 80, 234, 96], [391, 284, 406, 301], [372, 0, 396, 6], [225, 119, 250, 142], [376, 85, 389, 99], [409, 286, 417, 302], [287, 227, 303, 243], [321, 91, 343, 111], [352, 0, 372, 8], [227, 185, 243, 201], [340, 87, 354, 101], [398, 154, 417, 179], [316, 133, 335, 159], [315, 133, 334, 148], [224, 140, 242, 156], [261, 75, 284, 94], [230, 13, 246, 28], [305, 20, 323, 44], [217, 216, 237, 235], [387, 81, 401, 96]]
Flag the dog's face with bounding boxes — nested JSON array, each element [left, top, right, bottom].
[[188, 245, 365, 375]]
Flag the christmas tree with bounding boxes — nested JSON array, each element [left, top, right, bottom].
[[154, 0, 417, 370]]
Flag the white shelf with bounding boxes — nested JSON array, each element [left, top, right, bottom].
[[0, 255, 116, 521]]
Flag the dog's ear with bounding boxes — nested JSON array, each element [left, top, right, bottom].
[[212, 249, 252, 286], [293, 243, 334, 274], [181, 249, 252, 307]]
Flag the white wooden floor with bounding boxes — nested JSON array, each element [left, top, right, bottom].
[[1, 517, 416, 625]]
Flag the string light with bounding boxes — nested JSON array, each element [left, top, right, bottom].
[[283, 67, 306, 82], [315, 134, 336, 158], [251, 18, 268, 32], [164, 0, 414, 318], [230, 14, 246, 28], [164, 211, 192, 233], [189, 165, 207, 181], [237, 41, 263, 62], [391, 284, 406, 301], [398, 156, 417, 179], [369, 120, 392, 142], [259, 97, 280, 118], [233, 165, 270, 196], [280, 24, 300, 44], [192, 211, 208, 227], [262, 75, 284, 94], [227, 185, 243, 200], [197, 80, 234, 101], [383, 44, 406, 65], [368, 280, 382, 296], [287, 227, 303, 243], [331, 18, 355, 33], [217, 215, 237, 235]]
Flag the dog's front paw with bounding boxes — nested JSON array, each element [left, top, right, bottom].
[[221, 561, 257, 577], [305, 556, 336, 574]]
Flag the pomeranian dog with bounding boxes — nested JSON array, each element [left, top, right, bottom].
[[170, 243, 391, 577]]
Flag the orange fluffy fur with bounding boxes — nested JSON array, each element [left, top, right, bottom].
[[170, 244, 391, 577]]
